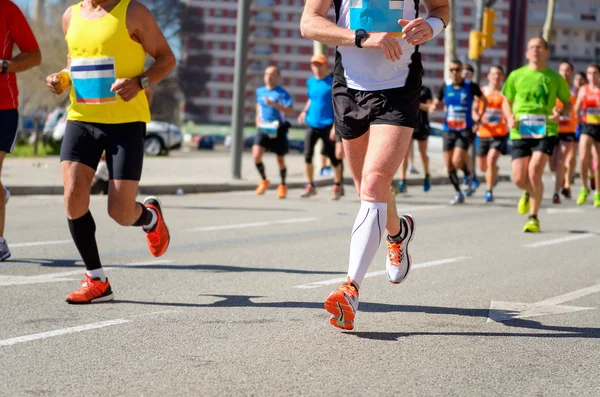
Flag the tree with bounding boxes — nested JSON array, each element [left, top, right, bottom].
[[444, 0, 457, 80], [542, 0, 556, 42]]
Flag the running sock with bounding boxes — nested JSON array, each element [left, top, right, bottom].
[[256, 162, 267, 180], [68, 211, 103, 276], [530, 214, 538, 220], [347, 201, 386, 287], [388, 217, 408, 243], [310, 182, 315, 188], [133, 203, 157, 232], [334, 182, 341, 186], [86, 268, 106, 282], [462, 166, 472, 179], [280, 168, 287, 186], [449, 170, 462, 193]]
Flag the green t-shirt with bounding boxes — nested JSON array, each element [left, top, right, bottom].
[[502, 65, 571, 140]]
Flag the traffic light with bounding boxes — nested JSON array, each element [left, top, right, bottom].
[[482, 8, 497, 49], [468, 31, 483, 60]]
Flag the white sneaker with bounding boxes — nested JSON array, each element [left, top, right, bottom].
[[386, 214, 416, 284], [0, 238, 11, 261]]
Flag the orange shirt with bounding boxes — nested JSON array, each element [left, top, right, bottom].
[[582, 84, 600, 125], [478, 86, 507, 138], [557, 93, 577, 133]]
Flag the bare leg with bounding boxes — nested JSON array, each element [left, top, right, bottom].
[[528, 151, 550, 216]]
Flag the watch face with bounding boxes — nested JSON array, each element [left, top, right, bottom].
[[356, 29, 367, 37]]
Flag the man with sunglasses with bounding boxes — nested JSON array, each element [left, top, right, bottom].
[[433, 59, 487, 205]]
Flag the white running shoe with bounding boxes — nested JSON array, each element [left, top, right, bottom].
[[386, 214, 416, 284]]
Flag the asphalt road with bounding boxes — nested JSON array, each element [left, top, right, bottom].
[[1, 179, 600, 396]]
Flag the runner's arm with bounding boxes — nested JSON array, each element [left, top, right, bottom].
[[574, 87, 585, 124], [399, 0, 449, 46], [298, 100, 311, 125], [256, 104, 262, 128], [419, 99, 433, 112], [5, 3, 41, 73]]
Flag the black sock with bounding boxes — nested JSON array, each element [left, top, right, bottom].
[[334, 182, 341, 186], [424, 173, 430, 180], [449, 170, 461, 193], [462, 166, 472, 179], [530, 214, 538, 220], [280, 168, 287, 185], [310, 182, 315, 188], [256, 162, 266, 180], [68, 211, 102, 272], [133, 203, 153, 228], [525, 191, 530, 198]]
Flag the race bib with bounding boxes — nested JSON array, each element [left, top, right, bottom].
[[559, 112, 572, 127], [519, 114, 547, 139], [259, 120, 280, 138], [70, 57, 117, 105], [447, 106, 467, 131], [349, 0, 404, 37], [484, 109, 503, 126], [586, 107, 600, 124]]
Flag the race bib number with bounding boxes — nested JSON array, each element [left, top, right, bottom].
[[349, 0, 404, 37], [447, 106, 467, 131], [259, 120, 280, 138], [586, 107, 600, 124], [70, 57, 117, 105], [559, 112, 572, 127], [519, 114, 547, 139], [484, 109, 503, 126]]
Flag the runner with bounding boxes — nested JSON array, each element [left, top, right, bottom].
[[433, 59, 487, 205], [502, 37, 571, 232], [46, 0, 175, 303], [549, 61, 577, 204], [298, 54, 343, 200], [301, 0, 449, 330], [569, 71, 589, 194], [476, 65, 508, 203], [393, 83, 434, 194], [0, 0, 41, 261], [329, 125, 346, 197], [253, 66, 294, 199], [574, 64, 600, 207]]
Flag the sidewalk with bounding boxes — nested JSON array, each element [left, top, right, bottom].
[[2, 138, 514, 195]]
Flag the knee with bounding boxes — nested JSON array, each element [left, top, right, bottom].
[[360, 170, 393, 201], [513, 172, 528, 189]]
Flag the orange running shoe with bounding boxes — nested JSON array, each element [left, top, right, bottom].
[[324, 277, 359, 330], [277, 184, 287, 199], [144, 196, 170, 257], [256, 180, 270, 195], [65, 275, 113, 304]]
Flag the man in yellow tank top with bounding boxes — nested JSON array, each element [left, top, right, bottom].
[[45, 0, 176, 304]]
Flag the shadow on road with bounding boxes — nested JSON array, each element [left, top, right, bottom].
[[113, 294, 600, 339]]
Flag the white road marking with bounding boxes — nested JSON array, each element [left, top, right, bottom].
[[10, 240, 72, 248], [487, 281, 600, 323], [0, 271, 81, 286], [106, 259, 174, 269], [546, 208, 585, 214], [293, 257, 468, 289], [0, 310, 177, 347], [523, 233, 596, 248], [185, 217, 318, 232]]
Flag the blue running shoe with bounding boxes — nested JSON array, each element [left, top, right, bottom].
[[423, 176, 431, 192], [450, 192, 465, 205], [397, 180, 407, 193], [471, 177, 480, 191], [484, 190, 494, 202]]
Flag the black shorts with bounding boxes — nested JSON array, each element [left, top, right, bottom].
[[558, 133, 576, 142], [0, 109, 19, 153], [477, 136, 508, 157], [332, 52, 422, 140], [254, 122, 289, 156], [60, 121, 146, 181], [511, 137, 558, 160], [413, 125, 430, 141], [581, 124, 600, 142], [443, 130, 472, 151], [305, 125, 339, 166]]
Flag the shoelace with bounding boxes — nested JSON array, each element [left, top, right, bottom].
[[387, 240, 404, 267]]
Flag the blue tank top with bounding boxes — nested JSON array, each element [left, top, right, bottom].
[[444, 80, 474, 132]]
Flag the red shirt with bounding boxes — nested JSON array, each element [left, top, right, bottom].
[[0, 0, 39, 110]]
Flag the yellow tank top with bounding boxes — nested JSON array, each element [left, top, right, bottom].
[[66, 0, 150, 123]]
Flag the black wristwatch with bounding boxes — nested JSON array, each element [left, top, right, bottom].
[[355, 29, 368, 48], [0, 60, 8, 74]]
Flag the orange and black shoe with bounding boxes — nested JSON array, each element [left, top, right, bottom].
[[324, 277, 359, 330], [256, 180, 270, 195], [144, 196, 170, 257], [65, 275, 113, 304]]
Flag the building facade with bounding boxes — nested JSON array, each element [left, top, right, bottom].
[[181, 0, 511, 124]]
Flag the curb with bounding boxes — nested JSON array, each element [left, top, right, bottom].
[[5, 174, 513, 196]]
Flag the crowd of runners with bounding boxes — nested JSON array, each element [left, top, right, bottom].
[[1, 0, 599, 331]]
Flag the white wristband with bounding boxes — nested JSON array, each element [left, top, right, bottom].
[[426, 17, 445, 40]]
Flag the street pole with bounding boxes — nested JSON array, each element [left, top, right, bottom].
[[230, 0, 252, 180], [313, 41, 326, 56]]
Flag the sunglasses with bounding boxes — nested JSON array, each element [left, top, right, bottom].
[[449, 68, 461, 72]]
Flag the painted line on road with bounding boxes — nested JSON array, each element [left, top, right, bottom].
[[546, 208, 585, 214], [293, 256, 468, 289], [10, 240, 72, 248], [536, 282, 600, 306], [523, 233, 597, 248], [0, 270, 81, 287], [185, 217, 318, 232], [0, 310, 177, 348]]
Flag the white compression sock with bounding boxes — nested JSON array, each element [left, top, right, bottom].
[[347, 201, 387, 287], [86, 268, 106, 282]]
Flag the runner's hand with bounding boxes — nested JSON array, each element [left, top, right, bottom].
[[548, 107, 561, 123], [264, 98, 278, 108], [361, 32, 402, 62], [399, 18, 433, 46], [111, 78, 142, 102], [298, 111, 307, 126], [507, 114, 517, 129], [46, 71, 70, 95]]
